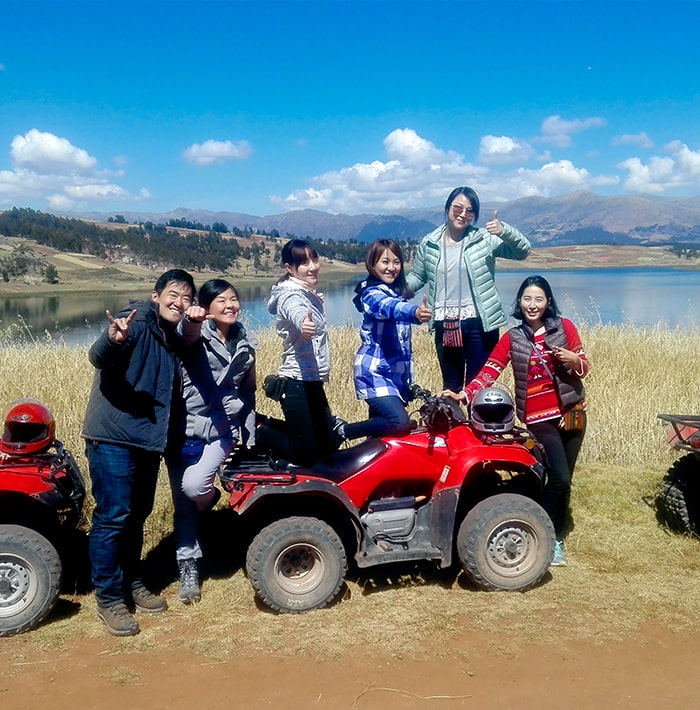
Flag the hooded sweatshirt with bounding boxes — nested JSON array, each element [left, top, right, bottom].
[[268, 279, 330, 382]]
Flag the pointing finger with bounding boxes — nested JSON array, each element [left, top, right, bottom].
[[493, 209, 498, 221], [422, 295, 428, 306]]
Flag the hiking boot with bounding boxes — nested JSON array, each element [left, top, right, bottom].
[[551, 539, 568, 567], [178, 558, 201, 604], [96, 602, 140, 636], [131, 584, 168, 613]]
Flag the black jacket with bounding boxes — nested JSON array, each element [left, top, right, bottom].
[[81, 299, 179, 453]]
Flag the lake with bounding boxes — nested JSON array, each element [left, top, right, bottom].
[[0, 267, 698, 347]]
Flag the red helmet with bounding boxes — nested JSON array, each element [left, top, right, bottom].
[[1, 399, 56, 455]]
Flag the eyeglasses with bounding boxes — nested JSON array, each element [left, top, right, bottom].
[[451, 204, 475, 216]]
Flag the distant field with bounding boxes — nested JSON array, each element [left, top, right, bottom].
[[0, 237, 697, 297]]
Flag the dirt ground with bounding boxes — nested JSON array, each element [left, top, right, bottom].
[[2, 619, 699, 709]]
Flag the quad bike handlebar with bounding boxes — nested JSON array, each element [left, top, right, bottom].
[[408, 384, 466, 434]]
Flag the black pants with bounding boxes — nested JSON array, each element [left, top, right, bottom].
[[434, 319, 499, 392], [257, 379, 334, 468], [529, 415, 587, 539]]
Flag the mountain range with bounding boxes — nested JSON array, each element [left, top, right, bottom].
[[68, 190, 700, 247]]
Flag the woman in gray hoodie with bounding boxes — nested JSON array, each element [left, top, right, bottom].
[[257, 239, 335, 468]]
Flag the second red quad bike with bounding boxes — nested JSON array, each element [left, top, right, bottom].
[[656, 413, 700, 535], [222, 386, 555, 613], [0, 399, 85, 636]]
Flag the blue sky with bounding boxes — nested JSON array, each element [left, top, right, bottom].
[[2, 0, 700, 216]]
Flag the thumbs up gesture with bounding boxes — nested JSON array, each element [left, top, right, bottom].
[[486, 208, 503, 236], [415, 294, 432, 323], [301, 307, 317, 339]]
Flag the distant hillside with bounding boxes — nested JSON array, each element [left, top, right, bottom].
[[38, 190, 700, 247]]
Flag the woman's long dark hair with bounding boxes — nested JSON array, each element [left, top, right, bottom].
[[365, 238, 406, 294], [511, 275, 561, 321], [444, 186, 481, 223]]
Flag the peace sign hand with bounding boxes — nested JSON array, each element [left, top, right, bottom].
[[106, 309, 136, 343]]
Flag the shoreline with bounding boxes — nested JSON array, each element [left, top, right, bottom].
[[0, 244, 697, 297]]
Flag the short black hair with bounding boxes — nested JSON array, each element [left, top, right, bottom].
[[153, 269, 196, 299]]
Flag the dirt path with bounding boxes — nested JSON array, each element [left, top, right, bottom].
[[3, 624, 699, 708]]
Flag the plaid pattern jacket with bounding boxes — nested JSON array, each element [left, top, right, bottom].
[[352, 279, 419, 402]]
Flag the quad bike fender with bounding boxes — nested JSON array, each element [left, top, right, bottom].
[[0, 470, 55, 497], [231, 478, 363, 538], [433, 444, 544, 492], [428, 486, 461, 568]]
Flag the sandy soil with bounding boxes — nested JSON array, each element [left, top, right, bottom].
[[2, 620, 699, 709]]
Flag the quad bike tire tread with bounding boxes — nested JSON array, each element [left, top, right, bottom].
[[0, 524, 62, 637], [656, 454, 700, 536], [246, 516, 347, 614], [456, 493, 554, 592]]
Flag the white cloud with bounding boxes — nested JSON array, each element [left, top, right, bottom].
[[11, 129, 98, 174], [182, 139, 253, 166], [0, 129, 149, 209], [612, 132, 654, 149], [272, 127, 620, 212], [478, 135, 535, 166], [618, 142, 700, 193], [540, 115, 606, 148]]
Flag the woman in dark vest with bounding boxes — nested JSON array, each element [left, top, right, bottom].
[[443, 275, 589, 566]]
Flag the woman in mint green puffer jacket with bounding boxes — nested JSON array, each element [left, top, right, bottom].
[[406, 186, 531, 392]]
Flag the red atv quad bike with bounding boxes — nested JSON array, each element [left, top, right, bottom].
[[656, 414, 700, 535], [0, 399, 85, 636], [221, 386, 556, 613]]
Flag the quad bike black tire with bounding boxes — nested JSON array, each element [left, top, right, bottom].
[[0, 524, 62, 637], [246, 516, 347, 613], [456, 493, 555, 592], [656, 454, 700, 535]]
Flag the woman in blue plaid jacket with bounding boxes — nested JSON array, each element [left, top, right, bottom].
[[336, 239, 432, 442]]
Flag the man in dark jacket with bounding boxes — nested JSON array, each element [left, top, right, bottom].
[[82, 269, 195, 636]]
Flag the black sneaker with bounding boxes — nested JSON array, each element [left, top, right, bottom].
[[178, 558, 201, 604], [131, 585, 167, 613], [96, 602, 140, 636], [332, 417, 348, 448]]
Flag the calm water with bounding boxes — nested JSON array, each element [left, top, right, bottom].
[[0, 267, 698, 347]]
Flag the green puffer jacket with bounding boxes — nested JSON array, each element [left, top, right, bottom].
[[406, 222, 531, 332]]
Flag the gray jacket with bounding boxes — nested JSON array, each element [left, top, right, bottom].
[[406, 222, 531, 332], [178, 319, 256, 446], [268, 280, 330, 382]]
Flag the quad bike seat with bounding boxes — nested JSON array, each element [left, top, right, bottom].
[[288, 438, 388, 483]]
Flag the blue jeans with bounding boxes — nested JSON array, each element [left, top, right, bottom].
[[86, 441, 161, 607], [434, 319, 499, 392], [343, 395, 412, 440]]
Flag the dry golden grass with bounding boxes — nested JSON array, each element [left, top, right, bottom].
[[2, 322, 700, 658]]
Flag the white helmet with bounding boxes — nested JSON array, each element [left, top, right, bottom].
[[470, 387, 515, 434]]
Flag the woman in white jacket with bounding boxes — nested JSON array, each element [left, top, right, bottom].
[[167, 279, 256, 604]]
